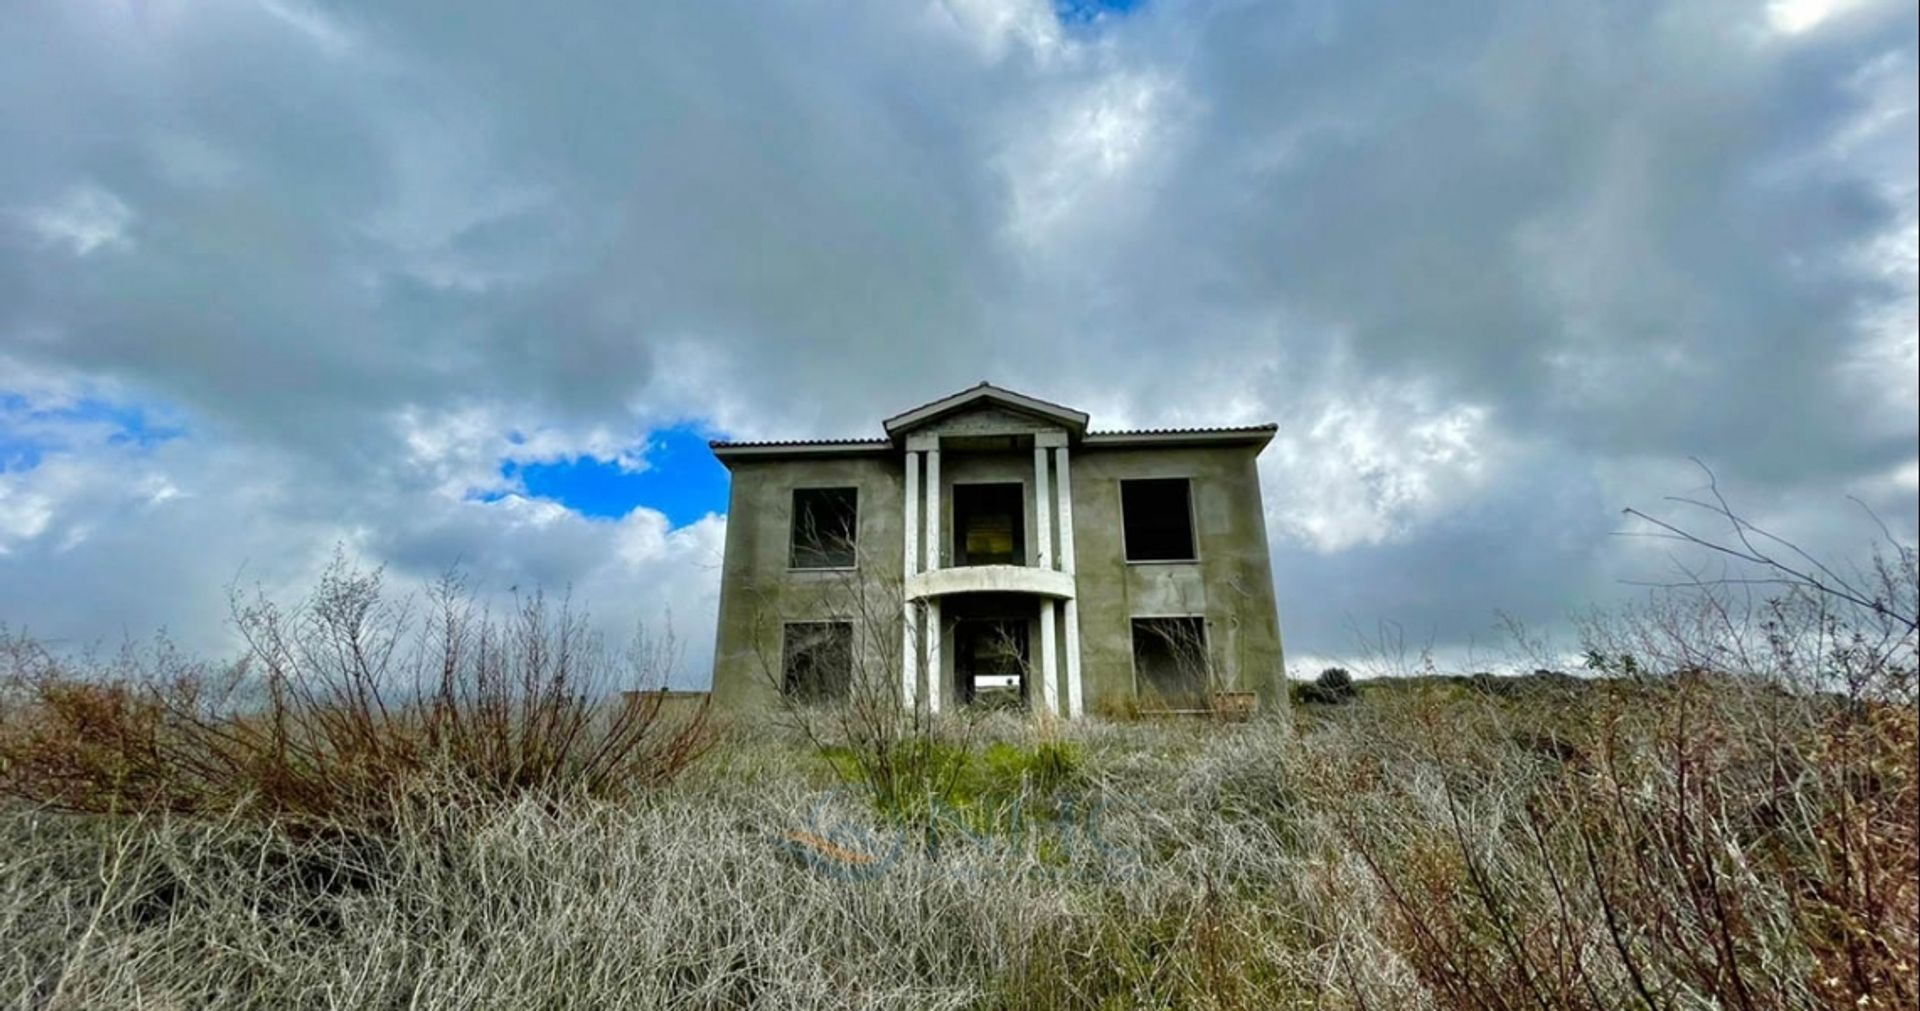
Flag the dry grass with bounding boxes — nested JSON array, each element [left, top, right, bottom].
[[2, 672, 1913, 1009], [0, 543, 1913, 1009], [0, 555, 711, 837]]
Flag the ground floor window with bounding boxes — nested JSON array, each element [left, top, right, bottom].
[[782, 621, 853, 701], [1131, 616, 1210, 709]]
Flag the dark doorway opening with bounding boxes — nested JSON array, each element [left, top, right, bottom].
[[955, 618, 1029, 707], [953, 483, 1025, 566]]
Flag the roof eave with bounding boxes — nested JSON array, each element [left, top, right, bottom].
[[1081, 426, 1277, 451], [708, 440, 893, 465]]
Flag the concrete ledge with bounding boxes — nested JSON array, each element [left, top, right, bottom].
[[906, 564, 1076, 601]]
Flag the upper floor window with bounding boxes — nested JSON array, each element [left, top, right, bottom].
[[790, 487, 858, 569], [1121, 478, 1196, 562], [953, 482, 1025, 566]]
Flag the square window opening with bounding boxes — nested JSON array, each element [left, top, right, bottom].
[[782, 621, 853, 702], [1121, 478, 1196, 562], [1132, 617, 1210, 709], [953, 482, 1025, 567], [790, 487, 858, 569]]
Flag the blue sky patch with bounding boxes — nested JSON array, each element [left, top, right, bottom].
[[1055, 0, 1144, 24], [0, 436, 39, 473], [0, 392, 185, 472], [500, 422, 729, 526]]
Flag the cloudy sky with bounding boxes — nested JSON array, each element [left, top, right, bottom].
[[2, 0, 1914, 682]]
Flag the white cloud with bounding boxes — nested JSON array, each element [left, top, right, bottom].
[[1002, 71, 1182, 246], [392, 403, 663, 506], [0, 483, 56, 552], [258, 0, 354, 56], [1768, 0, 1869, 34], [1266, 387, 1507, 553], [934, 0, 1064, 62], [20, 184, 133, 256], [0, 0, 1913, 674]]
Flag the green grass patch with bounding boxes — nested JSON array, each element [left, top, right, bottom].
[[818, 737, 1086, 837]]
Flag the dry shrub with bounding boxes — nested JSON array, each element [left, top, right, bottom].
[[1316, 569, 1918, 1010], [1, 670, 1909, 1010], [1794, 701, 1918, 1009], [0, 554, 711, 834]]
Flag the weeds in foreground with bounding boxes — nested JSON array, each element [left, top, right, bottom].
[[818, 732, 1085, 837], [1317, 676, 1916, 1011], [0, 554, 711, 836], [1, 669, 1913, 1010], [0, 494, 1913, 1009]]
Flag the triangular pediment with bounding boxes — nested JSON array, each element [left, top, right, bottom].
[[882, 383, 1089, 442]]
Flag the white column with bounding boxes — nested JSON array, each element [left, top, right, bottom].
[[1062, 599, 1082, 719], [1054, 446, 1076, 573], [904, 451, 921, 578], [925, 599, 942, 714], [1032, 442, 1053, 571], [1038, 598, 1058, 716], [1056, 446, 1084, 718], [903, 603, 921, 710], [902, 451, 920, 709], [915, 437, 942, 714], [924, 444, 941, 572]]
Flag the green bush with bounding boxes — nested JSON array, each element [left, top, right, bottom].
[[1293, 665, 1358, 705]]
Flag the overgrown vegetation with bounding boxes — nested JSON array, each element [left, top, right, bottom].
[[815, 731, 1085, 837], [0, 554, 712, 837], [5, 661, 1910, 1009], [0, 497, 1914, 1008]]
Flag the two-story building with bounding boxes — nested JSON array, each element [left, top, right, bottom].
[[707, 383, 1286, 717]]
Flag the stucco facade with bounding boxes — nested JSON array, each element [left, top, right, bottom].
[[708, 383, 1286, 717]]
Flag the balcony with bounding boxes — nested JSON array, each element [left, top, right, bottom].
[[905, 564, 1075, 602]]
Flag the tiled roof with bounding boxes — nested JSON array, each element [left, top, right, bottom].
[[1081, 424, 1277, 449], [710, 425, 1279, 447], [709, 423, 1278, 459], [1088, 424, 1278, 437], [707, 437, 890, 449], [709, 393, 1277, 460]]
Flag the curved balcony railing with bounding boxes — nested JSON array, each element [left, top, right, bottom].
[[905, 564, 1075, 602]]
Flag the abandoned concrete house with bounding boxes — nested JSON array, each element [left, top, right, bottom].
[[707, 383, 1286, 717]]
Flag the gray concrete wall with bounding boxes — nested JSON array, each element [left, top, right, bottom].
[[709, 439, 1285, 716], [709, 454, 904, 712], [1069, 444, 1287, 713]]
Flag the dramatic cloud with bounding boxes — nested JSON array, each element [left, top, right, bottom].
[[2, 0, 1914, 681]]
